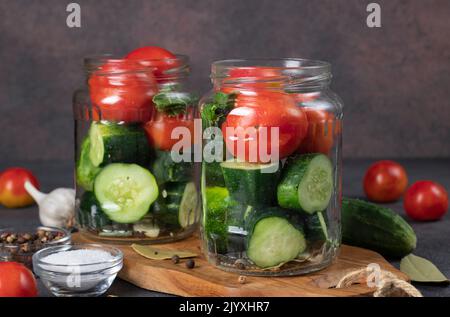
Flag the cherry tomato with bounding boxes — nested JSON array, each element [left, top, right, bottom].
[[89, 60, 157, 122], [222, 90, 308, 162], [222, 67, 283, 93], [363, 161, 408, 203], [404, 181, 448, 221], [0, 167, 40, 208], [125, 46, 178, 81], [0, 262, 38, 297], [144, 109, 195, 151]]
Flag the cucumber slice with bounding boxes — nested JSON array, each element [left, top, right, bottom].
[[89, 122, 150, 167], [246, 208, 306, 268], [76, 138, 101, 191], [151, 150, 194, 184], [153, 182, 199, 229], [221, 160, 280, 206], [277, 154, 333, 214], [94, 163, 158, 223]]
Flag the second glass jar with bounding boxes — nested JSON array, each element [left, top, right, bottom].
[[199, 59, 343, 275], [73, 55, 200, 243]]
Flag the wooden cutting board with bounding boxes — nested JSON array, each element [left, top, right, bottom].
[[73, 233, 408, 297]]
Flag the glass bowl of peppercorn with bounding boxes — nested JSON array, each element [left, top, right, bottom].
[[0, 226, 71, 269]]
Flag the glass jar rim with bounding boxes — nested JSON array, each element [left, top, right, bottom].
[[211, 58, 331, 78], [84, 54, 190, 78]]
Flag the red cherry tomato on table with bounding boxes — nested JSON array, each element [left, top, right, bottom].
[[126, 46, 179, 81], [144, 109, 195, 151], [363, 160, 408, 203], [222, 91, 308, 163], [404, 181, 448, 221], [0, 167, 39, 208], [0, 262, 38, 297]]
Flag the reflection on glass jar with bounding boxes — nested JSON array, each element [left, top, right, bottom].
[[73, 54, 200, 243], [199, 59, 343, 276]]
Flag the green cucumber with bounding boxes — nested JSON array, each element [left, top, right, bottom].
[[76, 138, 101, 191], [153, 182, 199, 229], [79, 191, 112, 229], [203, 186, 238, 253], [342, 198, 417, 258], [203, 161, 226, 187], [245, 207, 307, 268], [89, 122, 150, 167], [93, 163, 158, 223], [277, 154, 333, 214], [221, 160, 280, 206], [303, 211, 329, 242], [150, 150, 194, 184]]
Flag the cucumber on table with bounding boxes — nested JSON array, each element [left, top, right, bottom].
[[89, 122, 150, 167], [152, 182, 199, 229], [150, 150, 194, 184], [245, 207, 307, 268], [221, 160, 280, 206], [93, 163, 158, 223], [78, 191, 112, 229], [277, 154, 333, 214], [342, 198, 417, 258], [76, 138, 101, 191]]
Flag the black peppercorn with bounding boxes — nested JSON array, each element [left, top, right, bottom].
[[171, 255, 180, 264], [185, 259, 195, 269]]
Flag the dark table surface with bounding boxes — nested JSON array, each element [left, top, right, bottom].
[[0, 159, 448, 297]]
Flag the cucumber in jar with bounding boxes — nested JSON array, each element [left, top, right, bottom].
[[150, 150, 194, 184], [221, 160, 280, 206], [93, 163, 158, 223], [152, 182, 199, 229], [277, 154, 333, 214], [88, 122, 151, 167], [79, 191, 112, 229], [76, 138, 101, 191], [303, 211, 329, 243], [245, 207, 307, 268]]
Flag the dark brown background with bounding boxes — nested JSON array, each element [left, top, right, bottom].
[[0, 0, 449, 162]]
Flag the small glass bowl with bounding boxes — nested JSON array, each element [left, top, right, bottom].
[[32, 244, 123, 297], [0, 226, 71, 269]]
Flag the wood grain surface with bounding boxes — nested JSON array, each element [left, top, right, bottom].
[[74, 233, 409, 297]]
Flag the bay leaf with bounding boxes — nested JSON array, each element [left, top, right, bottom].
[[131, 244, 197, 260], [400, 254, 449, 283]]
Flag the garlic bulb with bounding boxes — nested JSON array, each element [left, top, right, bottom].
[[24, 181, 75, 228]]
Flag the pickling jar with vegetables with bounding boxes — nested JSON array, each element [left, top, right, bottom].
[[73, 47, 200, 243], [199, 59, 343, 275]]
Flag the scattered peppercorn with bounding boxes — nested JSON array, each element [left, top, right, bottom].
[[171, 255, 180, 264], [185, 259, 195, 269], [238, 276, 247, 284]]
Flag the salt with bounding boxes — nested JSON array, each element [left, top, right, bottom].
[[42, 249, 114, 265]]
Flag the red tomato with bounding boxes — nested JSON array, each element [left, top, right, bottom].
[[0, 262, 38, 297], [0, 168, 40, 208], [222, 91, 308, 162], [363, 161, 408, 203], [144, 109, 195, 151], [89, 60, 157, 122], [222, 67, 283, 93], [125, 46, 178, 81], [404, 181, 448, 221]]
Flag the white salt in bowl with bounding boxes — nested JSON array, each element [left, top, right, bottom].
[[32, 244, 123, 297]]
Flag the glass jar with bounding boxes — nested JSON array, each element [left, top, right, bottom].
[[199, 59, 343, 276], [73, 55, 200, 243]]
